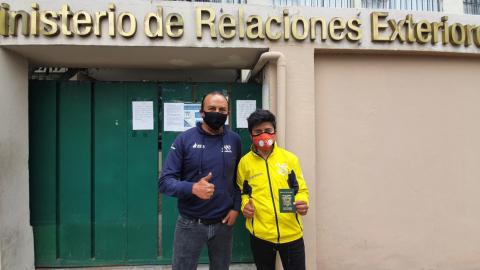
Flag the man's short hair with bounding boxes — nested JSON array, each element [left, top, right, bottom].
[[201, 91, 228, 110], [247, 109, 276, 134]]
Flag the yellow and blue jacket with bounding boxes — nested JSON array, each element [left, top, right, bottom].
[[236, 142, 309, 244]]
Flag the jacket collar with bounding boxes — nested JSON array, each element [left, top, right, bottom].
[[251, 141, 277, 159]]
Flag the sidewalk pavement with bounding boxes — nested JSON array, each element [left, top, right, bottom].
[[37, 263, 256, 270]]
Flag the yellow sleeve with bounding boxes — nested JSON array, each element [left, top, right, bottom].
[[236, 159, 250, 212], [293, 156, 309, 206]]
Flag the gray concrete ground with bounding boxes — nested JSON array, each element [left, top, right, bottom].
[[37, 263, 256, 270]]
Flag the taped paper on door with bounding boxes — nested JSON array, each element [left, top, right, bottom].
[[132, 101, 154, 130]]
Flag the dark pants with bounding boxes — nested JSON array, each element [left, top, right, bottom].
[[172, 215, 234, 270], [250, 234, 306, 270]]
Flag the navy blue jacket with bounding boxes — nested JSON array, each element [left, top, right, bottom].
[[158, 122, 242, 219]]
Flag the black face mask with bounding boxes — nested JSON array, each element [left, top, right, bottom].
[[203, 112, 228, 131]]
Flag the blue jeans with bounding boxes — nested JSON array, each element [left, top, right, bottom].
[[172, 215, 234, 270]]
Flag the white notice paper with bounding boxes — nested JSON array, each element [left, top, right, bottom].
[[236, 100, 256, 128], [132, 101, 154, 130], [164, 103, 184, 132]]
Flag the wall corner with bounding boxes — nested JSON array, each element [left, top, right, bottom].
[[0, 47, 35, 270]]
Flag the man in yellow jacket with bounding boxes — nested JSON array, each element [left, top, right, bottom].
[[237, 109, 309, 270]]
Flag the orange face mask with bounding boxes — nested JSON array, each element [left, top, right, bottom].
[[252, 132, 276, 150]]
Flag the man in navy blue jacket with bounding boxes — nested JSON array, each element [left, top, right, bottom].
[[158, 91, 242, 270]]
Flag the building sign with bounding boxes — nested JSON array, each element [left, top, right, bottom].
[[1, 3, 479, 48]]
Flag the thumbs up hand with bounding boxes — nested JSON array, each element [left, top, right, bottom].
[[192, 173, 214, 200], [243, 198, 255, 219]]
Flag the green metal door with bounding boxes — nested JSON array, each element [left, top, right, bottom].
[[29, 81, 261, 267], [29, 81, 159, 267]]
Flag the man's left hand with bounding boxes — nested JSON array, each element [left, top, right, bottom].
[[222, 210, 239, 226], [294, 201, 309, 216]]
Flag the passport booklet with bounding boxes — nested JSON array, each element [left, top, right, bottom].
[[279, 188, 296, 213]]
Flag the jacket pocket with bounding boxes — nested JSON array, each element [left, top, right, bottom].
[[176, 215, 194, 229]]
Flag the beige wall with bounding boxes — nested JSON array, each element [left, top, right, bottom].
[[314, 53, 480, 269], [268, 45, 318, 269], [0, 48, 34, 270]]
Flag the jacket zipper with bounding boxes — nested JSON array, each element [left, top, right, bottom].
[[265, 159, 281, 244]]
